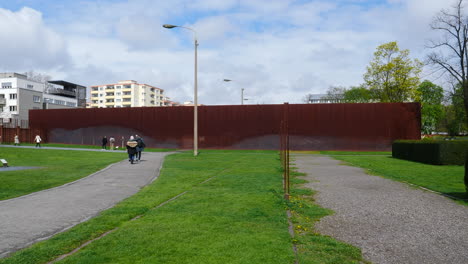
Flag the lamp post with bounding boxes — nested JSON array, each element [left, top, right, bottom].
[[223, 79, 246, 105], [163, 24, 199, 156]]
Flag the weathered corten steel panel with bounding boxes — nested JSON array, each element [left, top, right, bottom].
[[29, 103, 420, 151]]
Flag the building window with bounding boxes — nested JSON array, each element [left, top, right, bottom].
[[106, 99, 114, 103], [116, 99, 121, 102], [9, 93, 17, 99], [33, 95, 41, 103], [66, 102, 76, 107], [92, 100, 98, 103], [124, 85, 131, 88], [123, 91, 131, 95], [0, 94, 4, 98], [99, 94, 103, 97], [2, 82, 12, 89], [116, 92, 121, 96], [116, 86, 121, 89], [27, 84, 34, 89], [106, 93, 114, 96], [99, 87, 103, 91], [9, 106, 17, 111], [92, 87, 98, 91], [91, 94, 98, 97], [123, 98, 131, 102]]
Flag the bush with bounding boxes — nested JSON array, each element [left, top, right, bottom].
[[392, 140, 468, 165]]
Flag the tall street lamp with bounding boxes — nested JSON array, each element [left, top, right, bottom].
[[163, 24, 199, 156], [223, 79, 246, 105]]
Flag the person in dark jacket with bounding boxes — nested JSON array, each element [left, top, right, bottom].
[[126, 136, 138, 164], [135, 134, 146, 161], [102, 136, 108, 150]]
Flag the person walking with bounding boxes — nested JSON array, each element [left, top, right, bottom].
[[14, 134, 19, 146], [101, 136, 108, 150], [34, 134, 42, 148], [126, 136, 138, 164], [109, 136, 115, 150], [135, 135, 146, 161]]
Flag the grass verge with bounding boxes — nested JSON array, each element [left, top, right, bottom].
[[0, 148, 124, 200], [328, 154, 467, 204], [286, 168, 367, 264]]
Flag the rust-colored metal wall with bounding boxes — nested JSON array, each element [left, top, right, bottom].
[[29, 103, 420, 151]]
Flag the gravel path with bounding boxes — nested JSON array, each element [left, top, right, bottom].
[[294, 154, 468, 264], [0, 151, 173, 258]]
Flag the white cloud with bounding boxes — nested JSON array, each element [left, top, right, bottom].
[[0, 7, 70, 71]]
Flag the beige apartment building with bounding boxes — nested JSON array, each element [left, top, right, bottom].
[[89, 80, 165, 108]]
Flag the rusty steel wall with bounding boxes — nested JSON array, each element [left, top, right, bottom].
[[29, 103, 420, 151]]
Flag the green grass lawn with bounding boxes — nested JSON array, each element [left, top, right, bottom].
[[1, 149, 364, 264], [0, 148, 124, 200], [328, 154, 467, 204]]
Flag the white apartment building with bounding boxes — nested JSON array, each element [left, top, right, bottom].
[[89, 80, 165, 108], [0, 72, 85, 123]]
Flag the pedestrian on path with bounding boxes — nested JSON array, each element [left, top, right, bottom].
[[126, 136, 138, 164], [109, 136, 115, 150], [34, 135, 42, 148], [135, 135, 145, 161], [14, 134, 19, 146], [101, 136, 108, 150]]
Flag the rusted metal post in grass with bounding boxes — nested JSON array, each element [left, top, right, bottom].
[[281, 102, 290, 200]]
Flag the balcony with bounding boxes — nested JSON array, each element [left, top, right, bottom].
[[0, 98, 5, 106], [47, 88, 76, 98]]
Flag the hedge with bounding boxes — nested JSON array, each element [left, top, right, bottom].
[[392, 140, 468, 165]]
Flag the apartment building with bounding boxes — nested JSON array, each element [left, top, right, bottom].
[[0, 73, 85, 123], [89, 80, 165, 108]]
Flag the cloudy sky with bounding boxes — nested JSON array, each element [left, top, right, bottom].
[[0, 0, 453, 105]]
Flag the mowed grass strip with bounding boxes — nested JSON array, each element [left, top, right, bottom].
[[0, 148, 124, 200], [329, 154, 467, 204], [286, 168, 367, 264], [1, 150, 296, 264]]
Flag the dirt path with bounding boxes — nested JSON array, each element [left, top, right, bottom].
[[294, 154, 468, 264]]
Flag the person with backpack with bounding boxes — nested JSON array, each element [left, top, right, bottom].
[[135, 135, 146, 161], [126, 136, 138, 164]]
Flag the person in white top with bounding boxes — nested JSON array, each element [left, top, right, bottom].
[[34, 135, 42, 148]]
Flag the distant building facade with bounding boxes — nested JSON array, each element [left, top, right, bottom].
[[89, 80, 165, 108], [0, 72, 85, 123], [307, 94, 344, 104]]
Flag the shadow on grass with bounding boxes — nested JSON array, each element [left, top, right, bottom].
[[445, 192, 468, 201]]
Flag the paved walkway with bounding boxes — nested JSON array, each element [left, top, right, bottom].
[[0, 149, 173, 258], [294, 154, 468, 264]]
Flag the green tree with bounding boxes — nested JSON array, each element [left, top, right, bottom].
[[447, 84, 467, 135], [343, 86, 373, 103], [364, 41, 423, 102], [427, 0, 468, 191], [417, 80, 444, 134]]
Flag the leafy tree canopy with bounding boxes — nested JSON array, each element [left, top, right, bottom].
[[364, 41, 423, 102]]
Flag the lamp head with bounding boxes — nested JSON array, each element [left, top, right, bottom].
[[223, 79, 232, 82], [163, 24, 177, 29]]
